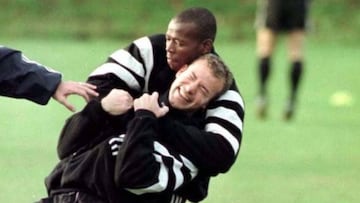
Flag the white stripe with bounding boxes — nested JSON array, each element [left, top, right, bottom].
[[170, 195, 176, 203], [216, 90, 245, 109], [126, 154, 168, 195], [125, 141, 198, 194], [109, 49, 145, 77], [179, 155, 198, 179], [111, 144, 119, 151], [205, 123, 239, 154], [133, 37, 154, 92], [206, 106, 243, 132], [90, 63, 141, 91], [153, 142, 184, 189], [108, 134, 125, 145], [22, 54, 60, 74]]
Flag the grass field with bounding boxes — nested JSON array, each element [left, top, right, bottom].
[[1, 38, 359, 203]]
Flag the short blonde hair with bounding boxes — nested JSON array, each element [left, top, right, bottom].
[[197, 53, 233, 98]]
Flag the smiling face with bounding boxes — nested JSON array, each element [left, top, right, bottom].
[[165, 19, 211, 71], [168, 57, 225, 111]]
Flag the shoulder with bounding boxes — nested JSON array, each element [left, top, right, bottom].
[[127, 34, 166, 56], [0, 46, 19, 60], [148, 34, 166, 44]]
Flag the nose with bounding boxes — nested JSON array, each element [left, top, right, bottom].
[[166, 40, 175, 53], [184, 82, 198, 95]]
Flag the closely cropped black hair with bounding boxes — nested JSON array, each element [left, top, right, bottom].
[[173, 7, 217, 42]]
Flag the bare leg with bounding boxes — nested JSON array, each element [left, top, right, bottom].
[[256, 28, 277, 118]]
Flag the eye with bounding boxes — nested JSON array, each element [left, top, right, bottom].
[[177, 40, 185, 47], [186, 72, 196, 81], [200, 86, 209, 96]]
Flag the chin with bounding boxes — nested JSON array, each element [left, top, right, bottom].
[[168, 62, 180, 71]]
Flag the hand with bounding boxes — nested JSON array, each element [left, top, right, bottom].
[[101, 89, 134, 115], [134, 92, 169, 118], [53, 81, 99, 112]]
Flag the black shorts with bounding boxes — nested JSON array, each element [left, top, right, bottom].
[[255, 0, 310, 31]]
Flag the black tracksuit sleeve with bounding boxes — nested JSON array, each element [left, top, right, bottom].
[[159, 119, 234, 176], [114, 110, 159, 191], [0, 46, 61, 104], [114, 110, 199, 196], [57, 100, 128, 159]]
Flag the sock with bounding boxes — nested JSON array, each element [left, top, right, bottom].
[[290, 60, 303, 102], [258, 57, 271, 96]]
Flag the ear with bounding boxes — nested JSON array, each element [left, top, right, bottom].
[[201, 39, 213, 54], [176, 64, 188, 77]]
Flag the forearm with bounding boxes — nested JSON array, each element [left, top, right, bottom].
[[57, 100, 126, 159], [115, 110, 199, 195], [0, 47, 61, 104], [160, 119, 234, 174]]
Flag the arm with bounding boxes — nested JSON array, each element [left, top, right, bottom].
[[114, 110, 199, 196], [57, 89, 133, 159], [57, 100, 110, 159], [86, 34, 171, 100], [0, 46, 61, 105], [0, 46, 98, 111], [114, 93, 199, 195], [86, 36, 160, 100], [57, 37, 151, 156]]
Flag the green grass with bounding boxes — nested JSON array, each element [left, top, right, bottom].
[[0, 38, 359, 203]]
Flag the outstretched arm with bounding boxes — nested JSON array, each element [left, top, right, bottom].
[[0, 46, 61, 104], [0, 46, 99, 111]]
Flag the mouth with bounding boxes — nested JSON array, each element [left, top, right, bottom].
[[167, 55, 175, 63], [178, 87, 191, 103]]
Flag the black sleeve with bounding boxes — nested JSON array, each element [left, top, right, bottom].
[[114, 110, 160, 190], [57, 100, 129, 159], [159, 118, 234, 176], [0, 46, 61, 104], [114, 110, 200, 196]]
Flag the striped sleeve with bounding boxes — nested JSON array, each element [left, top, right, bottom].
[[114, 110, 199, 195], [87, 36, 155, 98], [205, 88, 245, 155]]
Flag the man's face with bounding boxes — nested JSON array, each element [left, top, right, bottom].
[[168, 58, 224, 111], [165, 19, 207, 71]]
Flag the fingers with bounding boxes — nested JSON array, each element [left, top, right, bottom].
[[158, 104, 169, 117], [53, 81, 98, 112], [56, 95, 76, 112], [134, 92, 168, 117], [76, 82, 99, 101]]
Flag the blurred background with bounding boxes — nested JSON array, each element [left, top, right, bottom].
[[1, 0, 359, 42]]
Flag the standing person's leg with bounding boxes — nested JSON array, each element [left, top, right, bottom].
[[284, 29, 305, 120], [256, 27, 277, 118]]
